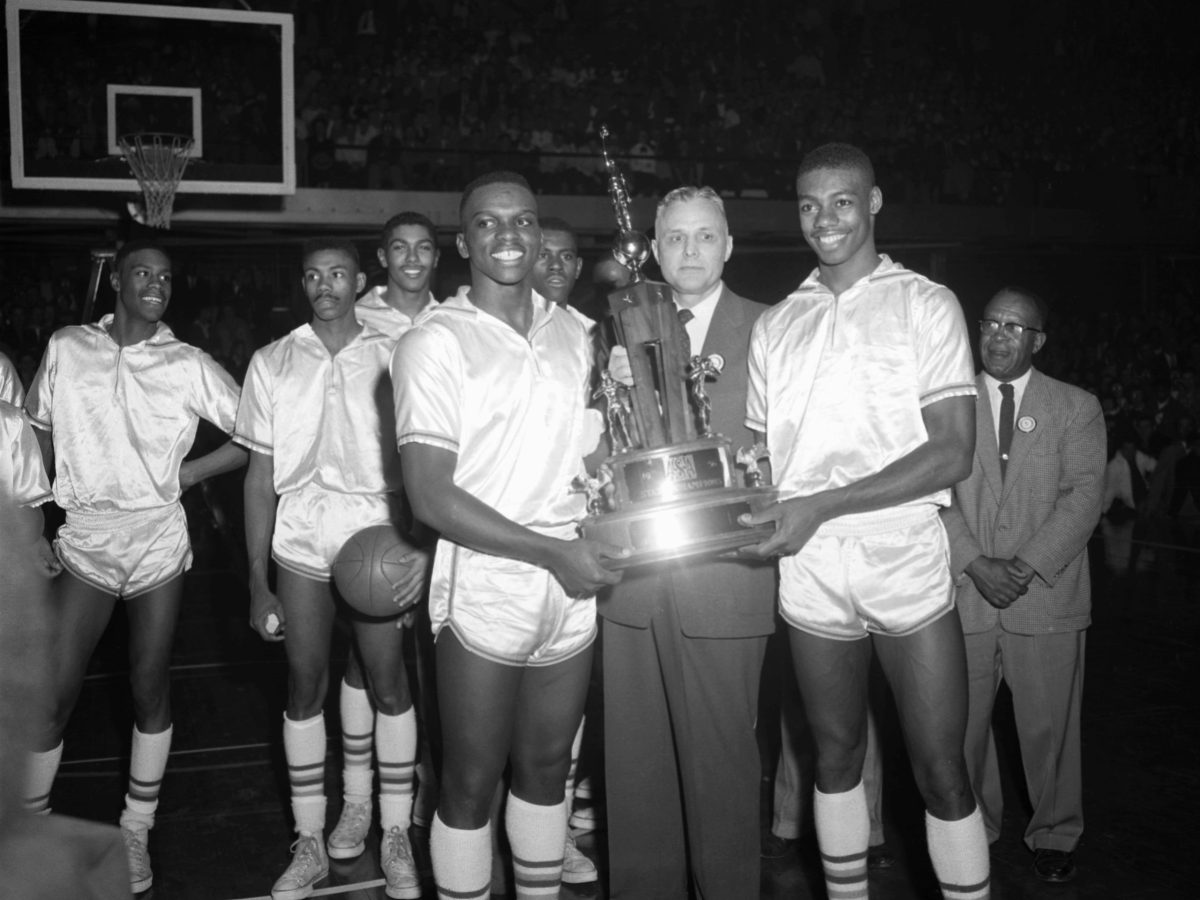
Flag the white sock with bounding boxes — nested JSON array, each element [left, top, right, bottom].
[[339, 680, 374, 803], [120, 724, 173, 832], [927, 807, 990, 899], [506, 793, 566, 899], [24, 741, 63, 814], [283, 712, 327, 834], [814, 781, 869, 900], [375, 707, 417, 830], [431, 812, 491, 900]]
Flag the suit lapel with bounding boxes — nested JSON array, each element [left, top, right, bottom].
[[976, 373, 1004, 499], [700, 286, 742, 357]]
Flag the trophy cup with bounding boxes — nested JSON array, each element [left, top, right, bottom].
[[578, 127, 776, 568]]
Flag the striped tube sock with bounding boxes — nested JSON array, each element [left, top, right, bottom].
[[24, 741, 63, 815], [375, 707, 417, 831], [119, 724, 173, 832], [814, 781, 870, 900], [339, 680, 374, 803], [927, 807, 991, 899], [506, 793, 566, 899], [284, 712, 327, 835], [431, 812, 491, 900]]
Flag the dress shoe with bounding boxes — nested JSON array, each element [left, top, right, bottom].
[[868, 842, 897, 870], [761, 833, 798, 859], [1033, 848, 1077, 883]]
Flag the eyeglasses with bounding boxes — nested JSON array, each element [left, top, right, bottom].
[[979, 318, 1043, 338]]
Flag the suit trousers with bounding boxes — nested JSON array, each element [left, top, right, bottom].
[[964, 626, 1085, 852], [603, 601, 767, 900]]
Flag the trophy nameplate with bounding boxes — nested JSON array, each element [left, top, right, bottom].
[[576, 128, 775, 569]]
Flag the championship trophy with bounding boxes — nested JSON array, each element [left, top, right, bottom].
[[576, 127, 776, 568]]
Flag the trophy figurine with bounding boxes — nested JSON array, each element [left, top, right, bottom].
[[577, 127, 776, 567]]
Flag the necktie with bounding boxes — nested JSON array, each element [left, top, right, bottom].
[[998, 382, 1014, 480], [677, 306, 694, 360]]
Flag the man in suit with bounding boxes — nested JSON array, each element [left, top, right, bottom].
[[941, 287, 1106, 884], [600, 185, 776, 900]]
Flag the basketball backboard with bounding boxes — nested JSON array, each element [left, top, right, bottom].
[[6, 0, 295, 195]]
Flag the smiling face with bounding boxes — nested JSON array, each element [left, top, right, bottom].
[[980, 290, 1046, 382], [111, 248, 172, 325], [796, 165, 882, 287], [377, 223, 439, 295], [651, 196, 732, 306], [456, 181, 541, 287], [532, 227, 582, 305], [301, 248, 366, 323]]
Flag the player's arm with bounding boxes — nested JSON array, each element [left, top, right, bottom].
[[744, 394, 975, 556], [401, 442, 626, 596], [243, 449, 284, 641], [179, 441, 248, 491]]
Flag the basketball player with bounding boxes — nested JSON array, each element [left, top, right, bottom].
[[392, 172, 624, 900], [23, 240, 245, 894], [238, 239, 428, 900], [1, 350, 24, 406], [523, 214, 599, 886], [332, 211, 442, 853], [356, 211, 441, 338], [744, 143, 990, 899]]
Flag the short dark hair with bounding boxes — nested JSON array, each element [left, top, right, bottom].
[[796, 143, 875, 188], [459, 170, 533, 223], [994, 285, 1050, 331], [538, 216, 577, 241], [301, 238, 360, 270], [380, 211, 438, 249], [114, 239, 170, 273]]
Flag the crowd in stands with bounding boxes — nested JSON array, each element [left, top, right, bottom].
[[8, 0, 1196, 203]]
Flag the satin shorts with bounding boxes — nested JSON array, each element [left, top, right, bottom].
[[433, 542, 597, 667], [779, 508, 954, 640], [272, 488, 393, 581], [56, 503, 191, 598]]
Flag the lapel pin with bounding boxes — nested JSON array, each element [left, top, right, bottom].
[[1017, 415, 1036, 433]]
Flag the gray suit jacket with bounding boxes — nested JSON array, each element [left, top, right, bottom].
[[598, 285, 776, 638], [941, 369, 1106, 635]]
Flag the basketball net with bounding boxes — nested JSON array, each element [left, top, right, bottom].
[[118, 133, 194, 229]]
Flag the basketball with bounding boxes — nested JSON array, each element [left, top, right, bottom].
[[332, 525, 418, 618]]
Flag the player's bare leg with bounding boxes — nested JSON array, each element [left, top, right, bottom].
[[272, 569, 338, 898], [119, 573, 185, 892], [873, 609, 990, 899], [351, 615, 420, 897], [787, 630, 874, 900], [28, 572, 118, 814], [433, 630, 590, 900]]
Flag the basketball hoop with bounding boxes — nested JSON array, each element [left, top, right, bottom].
[[118, 132, 195, 229]]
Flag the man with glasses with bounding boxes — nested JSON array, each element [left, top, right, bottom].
[[941, 287, 1106, 884]]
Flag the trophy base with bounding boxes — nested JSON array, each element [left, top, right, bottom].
[[581, 486, 777, 569]]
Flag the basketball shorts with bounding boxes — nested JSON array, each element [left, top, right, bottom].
[[431, 537, 597, 667], [55, 503, 191, 599], [778, 507, 954, 640], [273, 488, 393, 581]]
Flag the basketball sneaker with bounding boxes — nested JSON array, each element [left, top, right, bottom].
[[380, 826, 422, 899], [272, 833, 329, 900], [327, 798, 372, 859], [562, 828, 598, 884], [121, 826, 153, 893]]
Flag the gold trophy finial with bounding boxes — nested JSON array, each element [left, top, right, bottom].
[[600, 125, 650, 280]]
